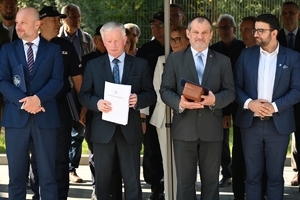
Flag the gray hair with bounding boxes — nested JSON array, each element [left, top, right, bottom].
[[100, 22, 126, 37], [61, 3, 80, 15], [217, 14, 236, 27], [124, 23, 141, 37]]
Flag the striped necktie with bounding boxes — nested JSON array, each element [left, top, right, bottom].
[[26, 42, 34, 76]]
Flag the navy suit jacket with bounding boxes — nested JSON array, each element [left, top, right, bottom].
[[0, 37, 64, 129], [79, 53, 156, 144], [234, 45, 300, 134]]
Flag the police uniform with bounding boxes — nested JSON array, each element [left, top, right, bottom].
[[30, 36, 82, 200]]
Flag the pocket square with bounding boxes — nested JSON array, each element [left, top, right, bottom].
[[283, 65, 289, 69]]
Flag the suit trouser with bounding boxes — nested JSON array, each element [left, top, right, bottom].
[[291, 125, 300, 174], [241, 118, 289, 200], [69, 121, 85, 171], [85, 110, 122, 199], [6, 116, 58, 200], [173, 139, 222, 200], [93, 126, 142, 200], [220, 128, 231, 178], [30, 100, 72, 200]]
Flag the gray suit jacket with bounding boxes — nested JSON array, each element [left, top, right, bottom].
[[160, 47, 235, 142]]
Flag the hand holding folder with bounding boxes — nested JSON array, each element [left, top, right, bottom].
[[181, 79, 209, 102]]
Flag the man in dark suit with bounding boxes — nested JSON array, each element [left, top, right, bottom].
[[160, 16, 235, 200], [79, 22, 156, 200], [234, 14, 300, 200], [277, 1, 300, 187], [0, 7, 63, 199], [0, 0, 19, 41]]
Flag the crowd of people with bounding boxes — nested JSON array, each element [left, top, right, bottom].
[[0, 0, 300, 200]]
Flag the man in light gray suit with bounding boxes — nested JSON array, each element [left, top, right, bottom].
[[160, 16, 235, 200]]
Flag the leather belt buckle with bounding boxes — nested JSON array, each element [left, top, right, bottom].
[[259, 116, 272, 121]]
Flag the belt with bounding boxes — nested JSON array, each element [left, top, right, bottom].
[[254, 116, 273, 121]]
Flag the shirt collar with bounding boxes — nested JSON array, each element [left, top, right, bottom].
[[260, 42, 279, 55], [283, 27, 298, 36], [190, 46, 208, 58], [108, 52, 126, 63], [22, 36, 40, 47]]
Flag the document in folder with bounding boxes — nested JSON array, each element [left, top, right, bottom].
[[12, 64, 26, 92], [102, 81, 131, 125]]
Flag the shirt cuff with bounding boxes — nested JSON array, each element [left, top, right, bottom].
[[243, 98, 252, 109], [271, 102, 278, 113]]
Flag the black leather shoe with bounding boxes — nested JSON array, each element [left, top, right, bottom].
[[149, 191, 165, 200], [219, 177, 232, 187]]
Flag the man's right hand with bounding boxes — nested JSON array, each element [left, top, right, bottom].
[[97, 99, 112, 113], [179, 95, 204, 110]]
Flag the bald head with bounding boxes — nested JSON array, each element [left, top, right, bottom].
[[15, 7, 41, 41]]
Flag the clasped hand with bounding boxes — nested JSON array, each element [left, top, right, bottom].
[[179, 91, 216, 109], [98, 93, 138, 113], [19, 95, 45, 114], [248, 99, 275, 117]]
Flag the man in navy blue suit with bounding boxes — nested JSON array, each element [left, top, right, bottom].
[[234, 14, 300, 200], [0, 7, 63, 199]]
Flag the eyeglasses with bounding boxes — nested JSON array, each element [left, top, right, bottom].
[[170, 13, 182, 18], [216, 25, 232, 31], [252, 28, 273, 35], [170, 37, 181, 44], [150, 23, 164, 28]]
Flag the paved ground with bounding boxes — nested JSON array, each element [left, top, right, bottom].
[[0, 164, 300, 200]]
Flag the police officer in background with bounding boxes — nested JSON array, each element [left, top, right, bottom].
[[30, 6, 83, 200]]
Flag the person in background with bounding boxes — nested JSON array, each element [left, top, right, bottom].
[[0, 0, 19, 41], [170, 3, 186, 26], [29, 6, 83, 200], [210, 14, 244, 187], [234, 14, 300, 200], [277, 1, 300, 188], [136, 12, 167, 199], [124, 23, 140, 55], [79, 21, 156, 200], [125, 28, 135, 56], [0, 7, 64, 199], [58, 3, 95, 183], [150, 25, 189, 200], [160, 16, 235, 200]]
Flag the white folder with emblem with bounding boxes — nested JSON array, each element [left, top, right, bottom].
[[102, 81, 131, 125]]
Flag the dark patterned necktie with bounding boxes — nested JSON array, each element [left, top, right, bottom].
[[288, 32, 294, 49], [26, 42, 34, 76], [113, 58, 120, 84]]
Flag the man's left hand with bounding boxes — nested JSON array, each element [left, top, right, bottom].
[[129, 93, 138, 108], [19, 95, 45, 114], [200, 91, 216, 106]]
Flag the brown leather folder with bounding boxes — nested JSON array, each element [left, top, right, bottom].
[[182, 82, 205, 102]]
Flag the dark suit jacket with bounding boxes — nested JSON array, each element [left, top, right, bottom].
[[234, 45, 300, 134], [160, 47, 235, 142], [79, 53, 156, 144], [0, 23, 18, 41], [0, 37, 64, 128]]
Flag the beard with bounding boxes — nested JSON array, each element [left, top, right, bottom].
[[3, 14, 15, 21]]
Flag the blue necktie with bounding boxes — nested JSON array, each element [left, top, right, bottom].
[[288, 32, 294, 49], [26, 42, 34, 76], [113, 58, 120, 84], [195, 52, 204, 84]]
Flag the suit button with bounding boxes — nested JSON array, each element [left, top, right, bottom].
[[199, 114, 201, 116]]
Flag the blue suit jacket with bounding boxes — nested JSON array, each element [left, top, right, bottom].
[[79, 54, 156, 144], [234, 45, 300, 134], [0, 37, 64, 128]]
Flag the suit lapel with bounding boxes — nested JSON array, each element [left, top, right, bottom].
[[15, 39, 30, 77], [185, 48, 199, 84], [273, 45, 286, 92], [201, 49, 213, 85], [31, 38, 47, 77], [295, 29, 300, 52], [103, 55, 115, 83], [122, 54, 131, 84], [251, 47, 260, 95]]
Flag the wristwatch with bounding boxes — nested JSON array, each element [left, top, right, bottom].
[[141, 118, 147, 123]]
